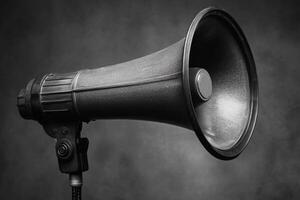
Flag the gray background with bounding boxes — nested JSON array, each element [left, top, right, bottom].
[[1, 0, 300, 199]]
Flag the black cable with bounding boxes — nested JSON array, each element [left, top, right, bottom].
[[72, 186, 81, 200]]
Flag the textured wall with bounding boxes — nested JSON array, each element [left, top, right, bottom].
[[0, 0, 299, 199]]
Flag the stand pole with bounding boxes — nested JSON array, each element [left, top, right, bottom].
[[70, 173, 82, 200]]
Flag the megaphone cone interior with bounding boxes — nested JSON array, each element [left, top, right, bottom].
[[17, 8, 258, 160], [183, 8, 258, 159]]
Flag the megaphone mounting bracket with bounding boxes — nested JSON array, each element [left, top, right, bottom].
[[42, 120, 89, 199]]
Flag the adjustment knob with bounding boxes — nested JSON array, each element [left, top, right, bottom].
[[56, 140, 73, 159]]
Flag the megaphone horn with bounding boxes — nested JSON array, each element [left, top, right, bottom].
[[17, 7, 258, 165]]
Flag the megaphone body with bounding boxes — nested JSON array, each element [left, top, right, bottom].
[[17, 8, 258, 160], [28, 39, 191, 127]]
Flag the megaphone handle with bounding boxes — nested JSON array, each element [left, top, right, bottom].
[[42, 120, 88, 200]]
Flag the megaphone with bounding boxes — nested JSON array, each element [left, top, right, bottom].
[[17, 7, 258, 197]]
